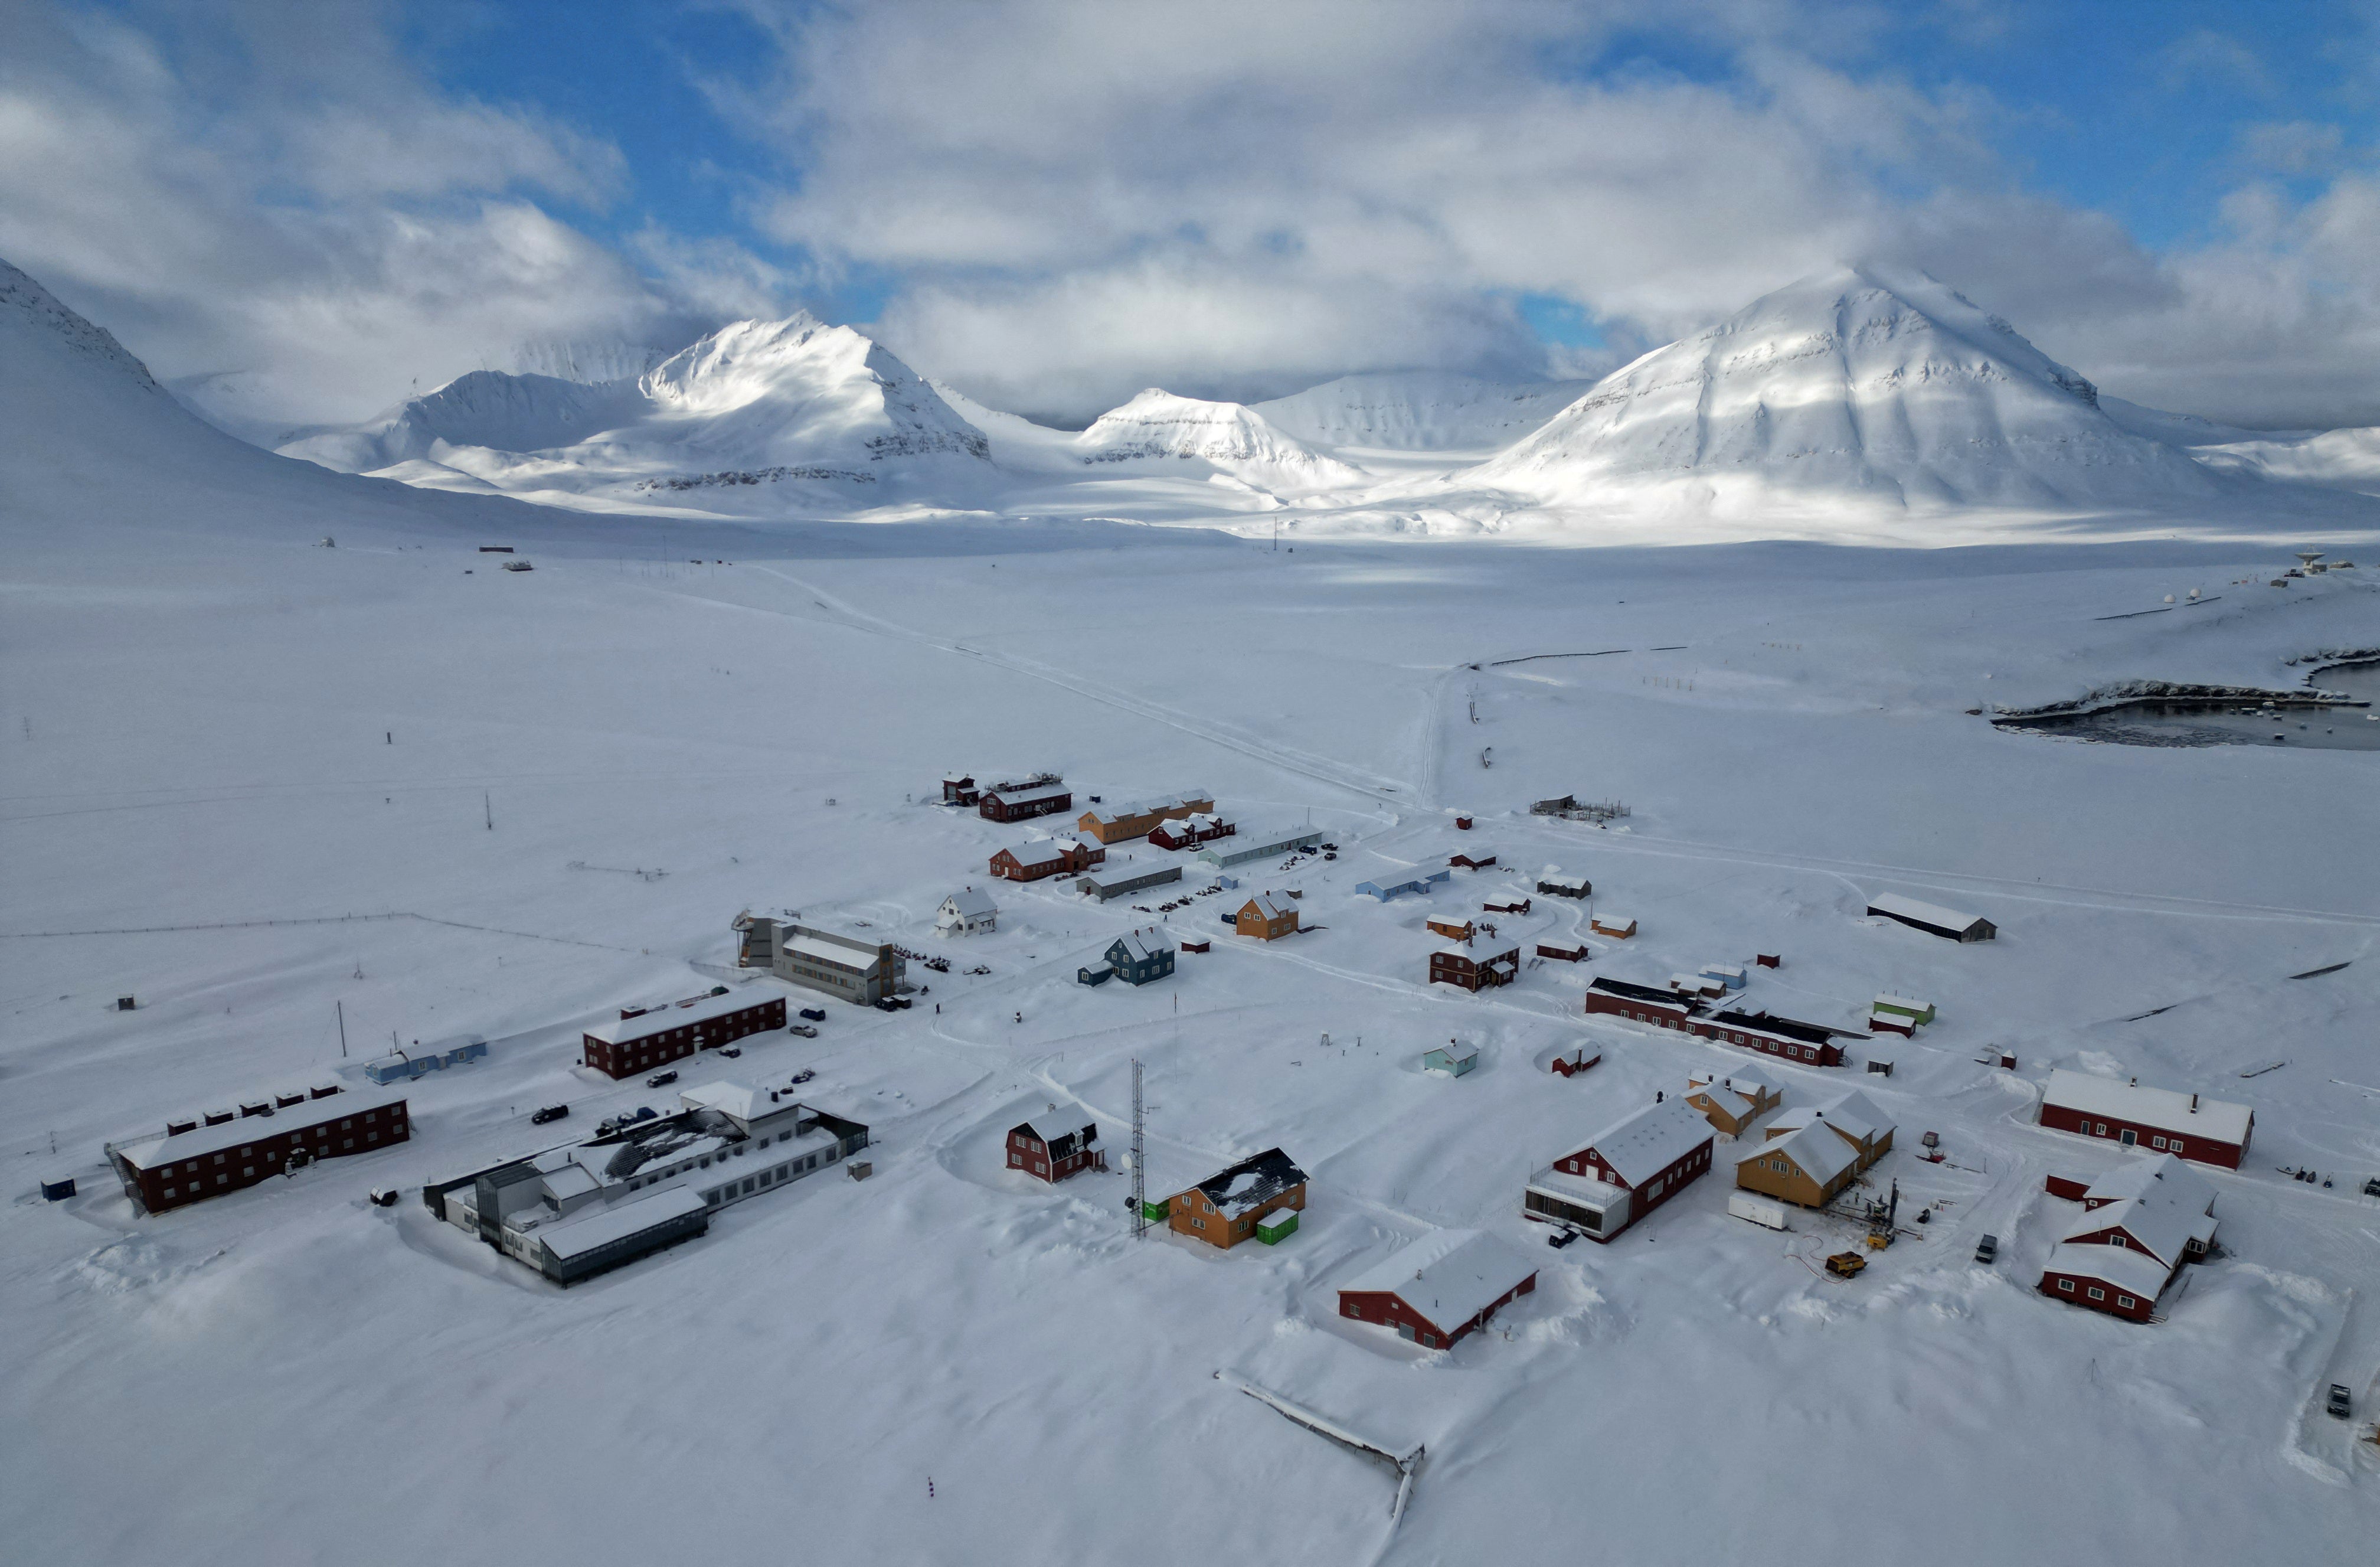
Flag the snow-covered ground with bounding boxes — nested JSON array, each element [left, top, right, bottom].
[[6, 257, 2380, 1565]]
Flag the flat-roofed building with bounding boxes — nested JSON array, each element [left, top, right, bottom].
[[582, 990, 787, 1078], [2039, 1070, 2252, 1169]]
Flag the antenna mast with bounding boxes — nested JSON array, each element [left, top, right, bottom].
[[1130, 1056, 1148, 1238]]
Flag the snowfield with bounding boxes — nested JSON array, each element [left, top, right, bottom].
[[5, 257, 2380, 1566]]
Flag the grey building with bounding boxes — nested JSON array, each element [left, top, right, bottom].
[[423, 1081, 869, 1286], [1195, 828, 1325, 869], [736, 913, 906, 1003], [1077, 863, 1184, 902]]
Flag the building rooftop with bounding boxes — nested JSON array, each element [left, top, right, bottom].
[[584, 988, 771, 1046], [537, 1186, 710, 1262], [1340, 1229, 1536, 1335], [1739, 1120, 1856, 1183], [1570, 1098, 1712, 1187], [2042, 1070, 2252, 1144], [1189, 1147, 1307, 1219], [2041, 1240, 2173, 1299], [1868, 893, 1987, 931], [115, 1089, 407, 1171]]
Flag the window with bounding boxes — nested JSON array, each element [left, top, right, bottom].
[[2057, 1279, 2074, 1292], [2151, 1136, 2166, 1150], [243, 1167, 254, 1177], [2117, 1295, 2136, 1310], [2168, 1140, 2183, 1155], [2087, 1287, 2105, 1301], [241, 1146, 253, 1157], [164, 1187, 176, 1199], [1191, 1218, 1205, 1230], [217, 1175, 228, 1185], [343, 1140, 353, 1150], [2110, 1235, 2126, 1248]]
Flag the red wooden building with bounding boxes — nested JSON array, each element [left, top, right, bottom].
[[1584, 975, 1702, 1030], [1536, 939, 1586, 962], [2038, 1070, 2253, 1169], [1337, 1229, 1537, 1350], [1150, 812, 1234, 850], [989, 837, 1103, 882], [1688, 1008, 1844, 1068], [582, 991, 786, 1079], [1524, 1096, 1714, 1242], [1005, 1114, 1105, 1183], [108, 1088, 410, 1215], [1449, 851, 1498, 870], [1430, 946, 1518, 991], [978, 781, 1073, 822]]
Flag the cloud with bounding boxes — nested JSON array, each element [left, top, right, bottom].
[[0, 2, 724, 422], [2156, 28, 2273, 96]]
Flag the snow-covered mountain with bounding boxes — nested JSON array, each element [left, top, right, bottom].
[[281, 313, 992, 515], [1071, 389, 1368, 493], [1465, 265, 2223, 511], [1254, 371, 1590, 452]]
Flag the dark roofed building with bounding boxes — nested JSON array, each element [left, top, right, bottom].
[[1166, 1147, 1307, 1250], [1006, 1115, 1105, 1183]]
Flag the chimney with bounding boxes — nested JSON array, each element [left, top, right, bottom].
[[2189, 1093, 2198, 1113], [1656, 1090, 1665, 1103], [2129, 1076, 2136, 1086]]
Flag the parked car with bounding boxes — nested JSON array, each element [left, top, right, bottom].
[[799, 1007, 827, 1023], [531, 1104, 569, 1125], [633, 1106, 656, 1122], [646, 1070, 678, 1088], [787, 1023, 818, 1038], [873, 997, 899, 1011], [790, 1069, 816, 1085], [1974, 1233, 1998, 1265], [2329, 1384, 2353, 1419], [1546, 1228, 1577, 1249], [718, 1046, 741, 1058]]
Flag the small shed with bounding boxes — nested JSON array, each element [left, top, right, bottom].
[[1700, 964, 1747, 991], [1874, 993, 1936, 1024], [1868, 1011, 1916, 1039], [1427, 918, 1476, 944], [1449, 851, 1498, 870], [1536, 940, 1587, 962], [1423, 1041, 1479, 1077], [40, 1174, 77, 1202], [1255, 1209, 1300, 1245], [1590, 914, 1636, 938], [1485, 897, 1532, 915], [1179, 936, 1210, 954], [1536, 870, 1591, 899], [1548, 1044, 1601, 1077]]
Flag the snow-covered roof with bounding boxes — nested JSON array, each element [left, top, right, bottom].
[[1085, 792, 1210, 824], [2085, 1152, 2214, 1213], [1018, 1114, 1097, 1148], [2060, 1191, 2215, 1271], [1689, 1065, 1779, 1097], [995, 837, 1076, 866], [784, 934, 888, 971], [116, 1089, 407, 1170], [585, 989, 770, 1046], [677, 1080, 805, 1127], [1738, 1120, 1856, 1183], [2041, 1242, 2173, 1300], [1817, 1088, 1893, 1141], [1241, 892, 1294, 920], [1110, 927, 1171, 964], [538, 1186, 708, 1262], [985, 782, 1071, 805], [1190, 1147, 1306, 1218], [1571, 1098, 1712, 1187], [941, 887, 998, 918], [1339, 1229, 1537, 1334], [1524, 1166, 1625, 1210], [2042, 1070, 2252, 1144], [1867, 893, 1987, 932]]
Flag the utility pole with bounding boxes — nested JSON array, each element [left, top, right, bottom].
[[484, 792, 493, 831], [1130, 1057, 1148, 1239], [336, 999, 347, 1058]]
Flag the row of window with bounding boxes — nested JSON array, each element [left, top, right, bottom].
[[159, 1130, 383, 1199], [163, 1112, 400, 1175], [2053, 1278, 2139, 1310], [2076, 1119, 2189, 1156]]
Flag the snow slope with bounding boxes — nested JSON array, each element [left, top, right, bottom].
[[1466, 265, 2225, 511], [6, 254, 2380, 1567], [2196, 427, 2380, 500], [1071, 389, 1370, 495], [281, 314, 993, 517], [1254, 370, 1591, 452]]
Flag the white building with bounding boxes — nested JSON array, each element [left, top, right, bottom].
[[937, 887, 999, 935]]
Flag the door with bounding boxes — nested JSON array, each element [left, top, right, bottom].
[[1397, 1323, 1415, 1342], [2119, 1128, 2137, 1147]]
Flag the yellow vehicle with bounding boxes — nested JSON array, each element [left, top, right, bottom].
[[1825, 1251, 1868, 1279]]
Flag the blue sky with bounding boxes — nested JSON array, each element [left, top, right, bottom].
[[5, 1, 2377, 425]]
